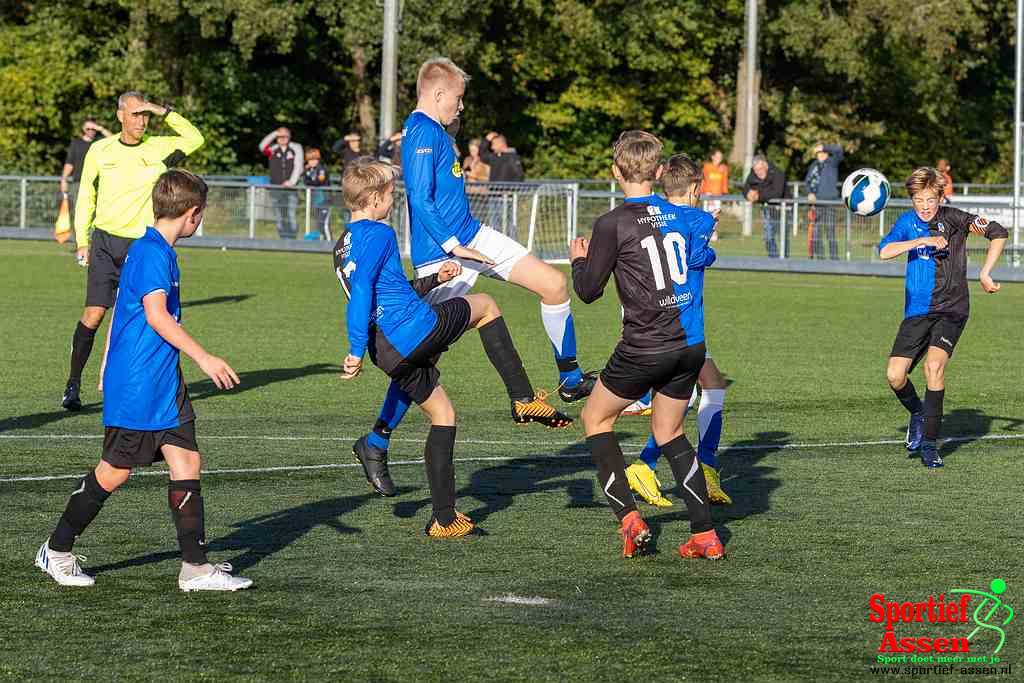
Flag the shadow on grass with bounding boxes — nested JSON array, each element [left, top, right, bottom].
[[89, 488, 415, 575], [0, 403, 102, 432], [189, 363, 341, 401], [939, 408, 1024, 458], [182, 294, 254, 308]]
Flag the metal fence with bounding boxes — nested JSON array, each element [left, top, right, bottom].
[[2, 175, 1020, 268]]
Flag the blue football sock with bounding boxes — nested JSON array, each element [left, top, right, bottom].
[[541, 300, 581, 387], [696, 389, 725, 468], [368, 382, 413, 451], [559, 368, 583, 388], [638, 434, 661, 470]]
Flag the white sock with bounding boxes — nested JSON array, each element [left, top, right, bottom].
[[540, 300, 573, 356], [697, 389, 726, 466]]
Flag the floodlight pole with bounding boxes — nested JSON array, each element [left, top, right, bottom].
[[1014, 0, 1023, 261], [742, 0, 758, 237], [379, 0, 399, 142]]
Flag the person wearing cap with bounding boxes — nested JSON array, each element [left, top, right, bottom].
[[804, 142, 844, 260]]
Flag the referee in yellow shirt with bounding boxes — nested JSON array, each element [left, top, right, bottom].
[[62, 91, 204, 411]]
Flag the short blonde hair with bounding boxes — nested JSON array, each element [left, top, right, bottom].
[[613, 130, 663, 183], [661, 153, 701, 197], [905, 167, 946, 199], [343, 157, 397, 211], [417, 57, 470, 98]]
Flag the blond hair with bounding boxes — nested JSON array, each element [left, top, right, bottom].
[[905, 167, 946, 198], [612, 130, 663, 183], [417, 57, 470, 98], [343, 157, 397, 210], [661, 153, 701, 197]]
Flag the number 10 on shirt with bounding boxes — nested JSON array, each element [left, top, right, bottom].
[[640, 233, 688, 290]]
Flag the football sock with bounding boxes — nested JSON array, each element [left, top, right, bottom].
[[662, 435, 713, 533], [893, 379, 924, 414], [168, 480, 208, 565], [638, 435, 661, 470], [50, 470, 112, 552], [924, 389, 945, 441], [540, 300, 581, 388], [424, 425, 457, 526], [697, 389, 726, 468], [587, 431, 636, 521], [368, 382, 412, 450], [479, 317, 533, 402], [68, 321, 97, 385]]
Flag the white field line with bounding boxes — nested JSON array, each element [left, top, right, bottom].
[[1, 432, 1021, 484]]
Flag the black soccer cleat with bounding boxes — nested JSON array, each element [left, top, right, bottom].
[[558, 370, 599, 403], [511, 391, 573, 429], [61, 381, 82, 412], [352, 435, 397, 496]]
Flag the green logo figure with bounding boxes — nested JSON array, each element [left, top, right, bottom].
[[950, 579, 1014, 655]]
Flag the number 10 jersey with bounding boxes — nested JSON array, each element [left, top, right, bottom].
[[571, 195, 717, 355]]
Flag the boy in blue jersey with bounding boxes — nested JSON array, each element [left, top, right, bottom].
[[335, 158, 562, 536], [570, 133, 723, 560], [880, 167, 1007, 468], [350, 57, 577, 494], [36, 170, 252, 591], [621, 153, 733, 508]]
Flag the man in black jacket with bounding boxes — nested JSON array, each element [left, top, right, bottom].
[[743, 155, 787, 257], [481, 132, 524, 182]]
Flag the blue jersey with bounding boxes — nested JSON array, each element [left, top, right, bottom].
[[401, 111, 481, 267], [879, 206, 1008, 319], [103, 228, 193, 430], [572, 194, 715, 353], [333, 219, 440, 359]]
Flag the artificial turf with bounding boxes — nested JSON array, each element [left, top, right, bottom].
[[1, 239, 1021, 681]]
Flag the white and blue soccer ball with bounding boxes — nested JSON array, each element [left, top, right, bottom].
[[842, 168, 890, 217]]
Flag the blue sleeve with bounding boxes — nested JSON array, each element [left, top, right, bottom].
[[405, 125, 461, 253], [686, 214, 716, 269], [878, 216, 911, 252], [345, 233, 391, 357], [135, 246, 172, 301]]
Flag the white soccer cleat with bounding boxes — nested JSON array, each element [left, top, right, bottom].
[[35, 541, 95, 587], [178, 562, 253, 592]]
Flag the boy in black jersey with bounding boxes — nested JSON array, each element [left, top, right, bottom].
[[570, 132, 723, 560], [879, 167, 1007, 467]]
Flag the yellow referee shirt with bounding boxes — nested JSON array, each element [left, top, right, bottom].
[[74, 112, 205, 247]]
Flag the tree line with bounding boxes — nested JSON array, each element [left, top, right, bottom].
[[0, 0, 1016, 185]]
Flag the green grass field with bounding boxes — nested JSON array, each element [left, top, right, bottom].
[[2, 239, 1022, 682]]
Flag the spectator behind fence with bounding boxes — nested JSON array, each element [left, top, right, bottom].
[[61, 117, 113, 243], [333, 132, 362, 173], [481, 132, 524, 182], [701, 149, 729, 241], [259, 126, 303, 239], [303, 147, 331, 240], [804, 142, 843, 260], [937, 158, 954, 200], [377, 131, 403, 168], [463, 137, 491, 193], [743, 154, 787, 258]]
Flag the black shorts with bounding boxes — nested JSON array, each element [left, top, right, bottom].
[[370, 297, 472, 405], [890, 314, 967, 370], [102, 419, 198, 469], [601, 342, 706, 401], [86, 229, 135, 308]]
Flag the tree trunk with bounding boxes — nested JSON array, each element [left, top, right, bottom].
[[729, 50, 761, 170], [127, 5, 149, 86], [351, 45, 378, 150]]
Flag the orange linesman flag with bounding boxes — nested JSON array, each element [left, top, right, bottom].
[[54, 194, 72, 244]]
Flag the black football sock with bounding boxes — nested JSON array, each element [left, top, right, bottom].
[[168, 480, 208, 565], [587, 432, 636, 521], [892, 378, 924, 414], [478, 317, 533, 402], [68, 321, 97, 385], [924, 389, 945, 441], [50, 470, 112, 552], [662, 435, 713, 534], [424, 426, 457, 526]]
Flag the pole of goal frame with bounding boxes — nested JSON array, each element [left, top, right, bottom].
[[1014, 0, 1023, 264], [379, 0, 399, 142]]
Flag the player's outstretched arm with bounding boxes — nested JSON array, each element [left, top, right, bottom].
[[142, 292, 239, 389], [409, 261, 462, 296], [979, 237, 1007, 293], [571, 216, 618, 303], [879, 236, 946, 260]]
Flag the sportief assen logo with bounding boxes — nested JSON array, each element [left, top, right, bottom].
[[870, 580, 1014, 675]]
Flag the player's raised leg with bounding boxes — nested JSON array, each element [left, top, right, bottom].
[[920, 346, 950, 468], [35, 460, 129, 586], [650, 389, 723, 560], [580, 379, 650, 558], [886, 355, 924, 453]]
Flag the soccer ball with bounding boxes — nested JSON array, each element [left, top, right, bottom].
[[842, 168, 890, 217]]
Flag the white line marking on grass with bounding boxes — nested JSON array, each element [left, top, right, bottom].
[[1, 433, 1021, 484], [485, 595, 557, 607]]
